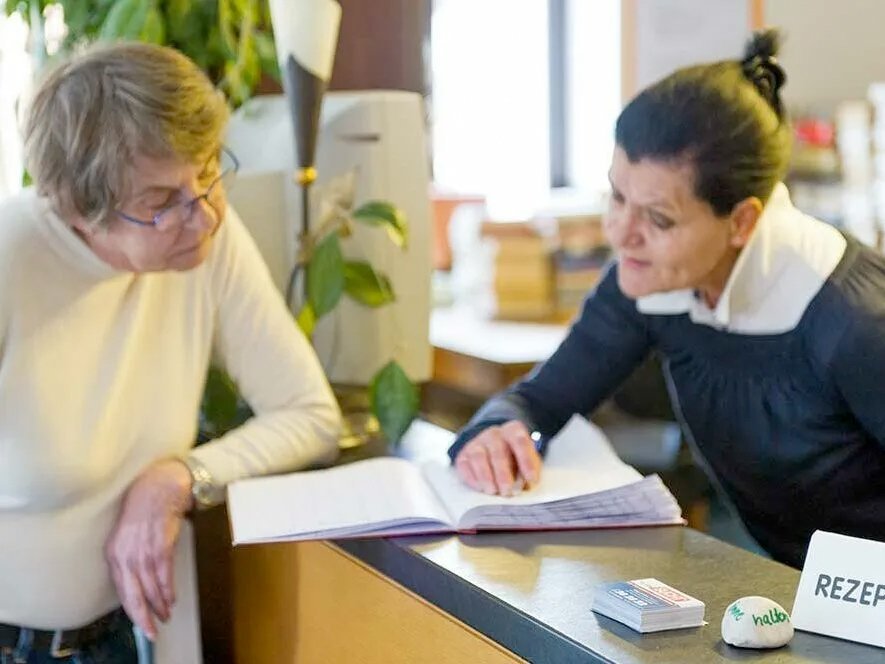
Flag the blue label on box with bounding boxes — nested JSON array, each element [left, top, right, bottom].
[[602, 581, 674, 610]]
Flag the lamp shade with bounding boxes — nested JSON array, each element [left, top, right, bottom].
[[268, 0, 342, 170]]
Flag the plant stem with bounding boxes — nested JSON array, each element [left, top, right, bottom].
[[300, 180, 312, 303]]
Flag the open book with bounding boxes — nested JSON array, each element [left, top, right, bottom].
[[227, 415, 684, 544]]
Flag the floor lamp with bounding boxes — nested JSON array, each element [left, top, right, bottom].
[[268, 0, 342, 310]]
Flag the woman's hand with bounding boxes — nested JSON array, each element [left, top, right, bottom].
[[454, 421, 542, 496], [104, 459, 193, 641]]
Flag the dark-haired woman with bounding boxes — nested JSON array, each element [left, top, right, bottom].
[[448, 30, 885, 569]]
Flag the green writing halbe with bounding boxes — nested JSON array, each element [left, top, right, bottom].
[[752, 607, 790, 627], [721, 596, 794, 649]]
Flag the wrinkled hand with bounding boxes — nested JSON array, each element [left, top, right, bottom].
[[105, 459, 193, 640], [454, 421, 542, 496]]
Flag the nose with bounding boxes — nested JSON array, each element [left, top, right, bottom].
[[186, 195, 222, 232], [604, 205, 643, 249]]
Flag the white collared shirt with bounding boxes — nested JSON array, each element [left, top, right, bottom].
[[636, 183, 847, 334]]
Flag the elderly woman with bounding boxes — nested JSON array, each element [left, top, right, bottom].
[[450, 30, 885, 570], [0, 43, 340, 660]]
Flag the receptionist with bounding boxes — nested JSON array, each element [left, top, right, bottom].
[[448, 30, 885, 569]]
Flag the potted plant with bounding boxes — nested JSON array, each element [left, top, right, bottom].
[[4, 0, 277, 106], [201, 172, 420, 446], [295, 172, 420, 445]]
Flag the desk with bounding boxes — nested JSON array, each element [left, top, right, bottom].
[[233, 529, 882, 663], [430, 307, 567, 399], [230, 422, 882, 663]]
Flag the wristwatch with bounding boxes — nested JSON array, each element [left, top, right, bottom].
[[182, 456, 225, 509]]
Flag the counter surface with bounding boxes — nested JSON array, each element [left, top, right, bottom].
[[339, 527, 882, 663]]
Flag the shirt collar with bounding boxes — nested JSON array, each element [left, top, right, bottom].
[[635, 183, 847, 334]]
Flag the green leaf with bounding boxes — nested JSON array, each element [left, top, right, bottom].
[[15, 0, 274, 108], [343, 261, 395, 308], [370, 361, 419, 444], [240, 32, 261, 89], [99, 0, 148, 41], [167, 0, 191, 22], [5, 1, 27, 18], [201, 366, 240, 432], [296, 302, 316, 337], [217, 0, 237, 55], [352, 200, 409, 249], [307, 233, 345, 318], [140, 6, 166, 44], [164, 0, 193, 42], [253, 31, 280, 80], [221, 59, 249, 107], [58, 0, 90, 36], [59, 0, 112, 46]]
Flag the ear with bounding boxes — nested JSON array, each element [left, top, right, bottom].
[[728, 197, 763, 248], [69, 218, 88, 234], [68, 213, 97, 237]]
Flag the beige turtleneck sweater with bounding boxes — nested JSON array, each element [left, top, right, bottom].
[[0, 188, 340, 629]]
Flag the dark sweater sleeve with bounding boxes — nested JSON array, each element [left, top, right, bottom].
[[447, 264, 652, 460]]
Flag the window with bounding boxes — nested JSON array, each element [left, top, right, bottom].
[[430, 0, 621, 219], [0, 13, 30, 198], [0, 5, 65, 198]]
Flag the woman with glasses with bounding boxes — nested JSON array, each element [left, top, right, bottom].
[[450, 30, 885, 570], [0, 43, 341, 661]]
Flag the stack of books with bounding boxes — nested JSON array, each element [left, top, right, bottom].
[[591, 578, 705, 633], [553, 213, 611, 318], [482, 220, 556, 321]]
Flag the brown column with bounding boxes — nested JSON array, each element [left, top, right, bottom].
[[329, 0, 431, 93]]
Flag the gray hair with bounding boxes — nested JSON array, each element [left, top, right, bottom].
[[24, 42, 230, 227]]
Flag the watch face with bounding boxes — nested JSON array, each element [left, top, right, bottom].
[[195, 483, 213, 504], [185, 458, 222, 507]]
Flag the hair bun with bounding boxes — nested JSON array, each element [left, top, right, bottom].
[[741, 29, 786, 117]]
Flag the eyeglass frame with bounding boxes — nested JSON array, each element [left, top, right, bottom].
[[116, 146, 240, 228]]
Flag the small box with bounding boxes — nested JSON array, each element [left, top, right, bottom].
[[592, 578, 705, 633]]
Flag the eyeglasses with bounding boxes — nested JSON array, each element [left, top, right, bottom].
[[117, 147, 240, 229]]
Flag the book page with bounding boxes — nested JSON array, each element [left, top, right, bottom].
[[543, 414, 643, 475], [455, 476, 684, 531], [424, 415, 644, 526], [228, 457, 453, 544], [422, 464, 646, 527]]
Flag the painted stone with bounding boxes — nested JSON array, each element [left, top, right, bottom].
[[721, 596, 794, 649]]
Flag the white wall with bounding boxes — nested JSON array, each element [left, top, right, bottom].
[[632, 0, 752, 92], [766, 0, 885, 112]]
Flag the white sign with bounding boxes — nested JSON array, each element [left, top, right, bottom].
[[791, 530, 885, 649]]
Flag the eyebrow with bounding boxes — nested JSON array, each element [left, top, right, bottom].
[[607, 177, 679, 213], [134, 185, 179, 200], [131, 149, 222, 199]]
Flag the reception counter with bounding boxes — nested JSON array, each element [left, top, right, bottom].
[[230, 423, 883, 663], [233, 527, 883, 663]]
